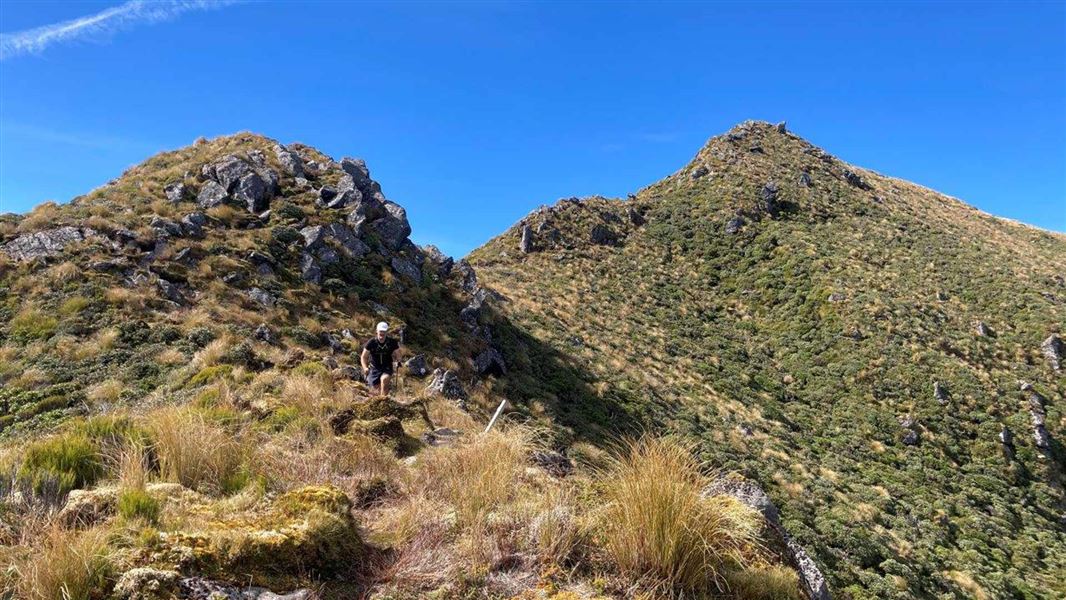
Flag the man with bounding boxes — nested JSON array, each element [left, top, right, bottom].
[[361, 321, 400, 396]]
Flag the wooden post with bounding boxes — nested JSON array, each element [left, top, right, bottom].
[[484, 399, 508, 433]]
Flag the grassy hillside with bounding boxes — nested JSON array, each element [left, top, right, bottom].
[[470, 121, 1066, 599], [0, 133, 814, 599]]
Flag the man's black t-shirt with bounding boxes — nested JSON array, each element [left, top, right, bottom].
[[364, 337, 399, 373]]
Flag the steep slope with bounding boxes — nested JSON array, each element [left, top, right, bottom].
[[470, 121, 1066, 599], [0, 133, 817, 599]]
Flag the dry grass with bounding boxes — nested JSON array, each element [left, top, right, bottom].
[[15, 525, 112, 600], [192, 336, 231, 369], [146, 407, 245, 493], [86, 379, 124, 406], [726, 565, 803, 600], [280, 373, 333, 414], [598, 436, 761, 595], [413, 426, 532, 525], [45, 262, 82, 285], [16, 201, 61, 233], [156, 348, 187, 366]]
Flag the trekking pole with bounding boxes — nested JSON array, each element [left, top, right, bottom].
[[484, 399, 508, 434]]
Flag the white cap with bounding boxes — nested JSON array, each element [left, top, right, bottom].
[[376, 321, 389, 332]]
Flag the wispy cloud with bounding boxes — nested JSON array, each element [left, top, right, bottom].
[[0, 0, 238, 60]]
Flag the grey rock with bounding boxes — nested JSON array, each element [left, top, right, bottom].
[[530, 450, 573, 477], [210, 155, 254, 191], [898, 414, 917, 429], [299, 253, 322, 285], [423, 245, 454, 277], [1033, 420, 1051, 450], [273, 144, 304, 178], [999, 426, 1014, 449], [975, 321, 994, 337], [589, 223, 616, 246], [842, 169, 870, 189], [151, 216, 183, 238], [113, 567, 180, 599], [2, 226, 97, 262], [422, 427, 461, 447], [164, 181, 187, 203], [371, 201, 412, 250], [404, 354, 429, 377], [247, 287, 276, 308], [725, 215, 745, 234], [455, 260, 478, 294], [704, 477, 830, 600], [1041, 334, 1063, 371], [197, 180, 229, 208], [391, 257, 421, 281], [627, 206, 645, 226], [474, 346, 507, 376], [933, 381, 949, 405], [936, 290, 949, 302], [253, 324, 276, 345], [345, 195, 387, 232], [90, 258, 129, 272], [326, 187, 362, 210], [691, 165, 709, 180], [339, 157, 372, 190], [758, 182, 780, 218], [827, 293, 846, 303], [426, 368, 466, 402], [181, 212, 207, 238], [902, 429, 919, 445], [775, 121, 787, 133], [335, 365, 360, 381], [519, 223, 534, 254], [156, 278, 182, 303], [799, 171, 813, 187], [234, 172, 271, 213]]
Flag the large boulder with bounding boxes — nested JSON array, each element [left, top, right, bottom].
[[197, 180, 229, 208], [234, 172, 270, 213], [404, 354, 429, 377], [370, 201, 412, 251], [391, 257, 421, 281], [209, 155, 254, 192], [273, 143, 304, 178], [757, 182, 781, 218], [589, 223, 617, 246], [2, 226, 100, 262]]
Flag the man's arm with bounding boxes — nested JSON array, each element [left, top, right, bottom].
[[360, 348, 371, 373]]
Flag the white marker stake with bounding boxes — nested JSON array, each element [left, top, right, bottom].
[[484, 399, 508, 434]]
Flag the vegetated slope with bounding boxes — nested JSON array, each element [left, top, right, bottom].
[[0, 133, 814, 599], [470, 121, 1066, 600]]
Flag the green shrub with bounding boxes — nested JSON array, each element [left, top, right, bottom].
[[18, 433, 103, 495], [117, 488, 160, 524], [10, 308, 58, 341], [187, 364, 234, 387]]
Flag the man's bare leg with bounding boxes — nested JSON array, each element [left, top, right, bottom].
[[381, 373, 392, 397]]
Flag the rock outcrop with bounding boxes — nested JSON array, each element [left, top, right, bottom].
[[1, 226, 103, 262], [1041, 334, 1063, 371], [704, 475, 830, 600]]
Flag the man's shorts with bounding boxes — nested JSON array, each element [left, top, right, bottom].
[[366, 367, 392, 388]]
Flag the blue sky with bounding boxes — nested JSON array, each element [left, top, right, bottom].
[[1, 1, 1063, 257]]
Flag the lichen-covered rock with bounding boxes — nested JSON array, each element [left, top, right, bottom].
[[426, 368, 466, 402], [164, 181, 188, 204], [933, 381, 949, 405], [58, 486, 118, 527], [1, 226, 101, 262], [725, 215, 745, 234], [197, 180, 229, 208], [589, 223, 617, 246], [247, 287, 276, 308], [758, 182, 780, 218], [370, 201, 412, 251], [1041, 334, 1063, 371], [329, 396, 430, 434], [113, 567, 180, 600], [273, 144, 304, 178], [153, 485, 363, 581], [842, 168, 870, 189]]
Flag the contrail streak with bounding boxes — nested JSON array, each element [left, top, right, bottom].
[[0, 0, 239, 60]]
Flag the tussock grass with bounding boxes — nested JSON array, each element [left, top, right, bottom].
[[414, 426, 532, 524], [598, 436, 761, 595], [726, 565, 803, 600], [17, 433, 103, 497], [86, 379, 124, 406], [147, 407, 246, 494], [16, 526, 112, 600]]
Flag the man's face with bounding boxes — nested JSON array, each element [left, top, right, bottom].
[[377, 330, 386, 341]]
